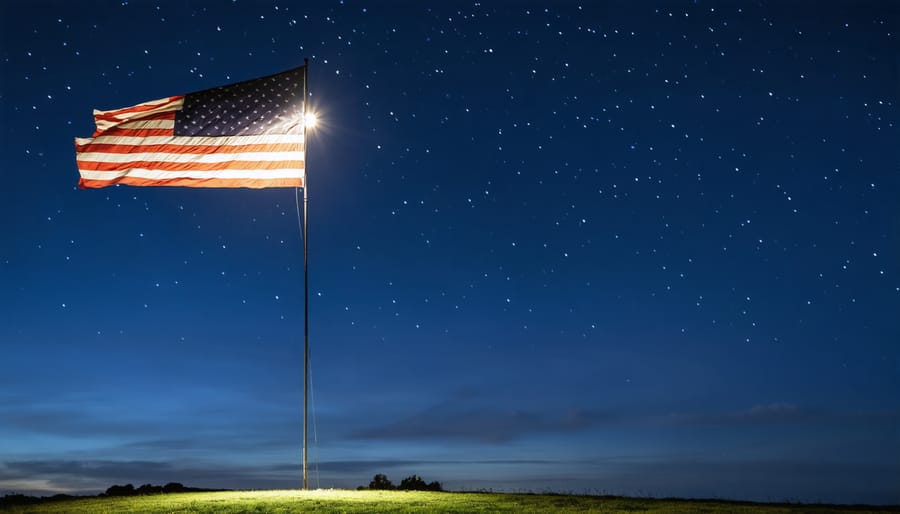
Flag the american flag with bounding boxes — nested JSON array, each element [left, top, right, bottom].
[[75, 66, 306, 189]]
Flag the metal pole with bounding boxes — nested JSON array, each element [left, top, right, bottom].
[[302, 58, 309, 491]]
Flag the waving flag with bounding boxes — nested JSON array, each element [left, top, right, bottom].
[[75, 66, 306, 189]]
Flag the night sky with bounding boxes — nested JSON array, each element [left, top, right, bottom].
[[1, 0, 898, 505]]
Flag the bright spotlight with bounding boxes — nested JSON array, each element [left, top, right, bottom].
[[305, 112, 318, 129]]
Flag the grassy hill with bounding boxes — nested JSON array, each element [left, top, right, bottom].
[[2, 490, 897, 514]]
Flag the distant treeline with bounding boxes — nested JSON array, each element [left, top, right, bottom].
[[103, 482, 220, 496], [359, 473, 443, 492], [0, 483, 220, 507]]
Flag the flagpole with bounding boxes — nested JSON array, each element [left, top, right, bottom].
[[302, 57, 310, 491]]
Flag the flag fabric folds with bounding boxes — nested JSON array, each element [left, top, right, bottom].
[[75, 66, 306, 189]]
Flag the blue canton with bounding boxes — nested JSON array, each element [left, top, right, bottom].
[[175, 66, 305, 137]]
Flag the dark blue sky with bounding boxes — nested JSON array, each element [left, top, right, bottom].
[[1, 0, 898, 505]]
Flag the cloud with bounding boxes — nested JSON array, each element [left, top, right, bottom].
[[736, 402, 801, 419], [346, 393, 877, 444], [577, 457, 900, 505], [350, 401, 610, 443], [0, 460, 176, 493], [315, 458, 559, 474], [315, 460, 427, 473], [346, 391, 900, 444], [0, 459, 299, 496], [1, 409, 158, 439], [120, 433, 294, 453], [0, 402, 302, 460], [3, 455, 897, 505], [3, 460, 171, 478], [0, 460, 171, 495], [663, 403, 900, 428], [0, 457, 569, 496], [664, 402, 806, 426]]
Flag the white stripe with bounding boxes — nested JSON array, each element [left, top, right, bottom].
[[77, 151, 304, 164], [93, 96, 181, 117], [79, 169, 304, 180], [93, 97, 184, 133], [119, 119, 175, 129], [76, 134, 304, 147]]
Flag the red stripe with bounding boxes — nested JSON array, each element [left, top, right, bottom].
[[77, 159, 304, 172], [92, 99, 183, 137], [132, 112, 177, 121], [79, 176, 304, 189], [94, 96, 183, 121], [112, 112, 176, 124], [75, 141, 301, 154], [99, 128, 174, 138]]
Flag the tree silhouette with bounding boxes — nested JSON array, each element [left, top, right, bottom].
[[135, 484, 162, 495], [162, 482, 187, 493], [368, 473, 395, 490], [398, 474, 443, 491], [363, 473, 443, 492], [104, 484, 135, 496], [399, 475, 427, 490]]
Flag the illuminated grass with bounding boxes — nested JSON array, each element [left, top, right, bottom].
[[1, 489, 894, 513]]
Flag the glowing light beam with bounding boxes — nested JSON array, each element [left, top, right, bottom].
[[304, 112, 318, 129]]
